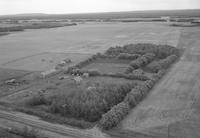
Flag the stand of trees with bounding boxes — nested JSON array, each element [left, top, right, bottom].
[[117, 53, 140, 60], [146, 55, 178, 73], [125, 53, 155, 73], [26, 83, 137, 122]]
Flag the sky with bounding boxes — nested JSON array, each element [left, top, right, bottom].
[[0, 0, 200, 15]]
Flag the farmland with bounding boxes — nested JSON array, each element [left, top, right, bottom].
[[0, 15, 199, 138], [0, 22, 180, 68], [0, 40, 181, 131], [110, 27, 200, 138]]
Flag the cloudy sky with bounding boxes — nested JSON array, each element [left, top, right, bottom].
[[0, 0, 199, 15]]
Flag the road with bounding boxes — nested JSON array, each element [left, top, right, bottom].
[[0, 109, 98, 138]]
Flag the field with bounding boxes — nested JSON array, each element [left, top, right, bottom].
[[0, 41, 181, 132], [82, 58, 130, 74], [0, 22, 180, 67], [109, 27, 200, 138], [0, 19, 199, 138], [1, 52, 92, 71]]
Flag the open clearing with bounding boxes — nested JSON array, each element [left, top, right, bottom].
[[1, 52, 92, 71], [117, 27, 200, 138], [0, 22, 180, 71], [82, 58, 130, 74], [0, 68, 30, 82]]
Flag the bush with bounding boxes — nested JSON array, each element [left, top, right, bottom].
[[105, 46, 125, 56], [146, 62, 161, 73], [99, 102, 130, 130], [86, 69, 101, 76], [125, 66, 134, 74], [101, 72, 149, 81], [69, 68, 101, 76], [0, 26, 24, 32], [132, 69, 144, 75], [74, 54, 98, 68], [124, 74, 150, 81], [124, 90, 142, 107], [152, 69, 166, 81], [123, 43, 181, 58], [129, 53, 155, 70], [16, 107, 93, 129], [8, 126, 46, 138], [146, 55, 178, 73], [159, 55, 178, 68], [124, 80, 155, 108], [117, 53, 140, 60], [26, 94, 47, 106]]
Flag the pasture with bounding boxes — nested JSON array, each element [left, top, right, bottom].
[[1, 52, 92, 71], [82, 58, 130, 74], [117, 27, 200, 138], [0, 22, 181, 70]]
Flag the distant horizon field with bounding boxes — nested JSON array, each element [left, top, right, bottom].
[[0, 22, 181, 71], [1, 9, 200, 19]]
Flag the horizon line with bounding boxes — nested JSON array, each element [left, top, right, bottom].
[[1, 8, 200, 16]]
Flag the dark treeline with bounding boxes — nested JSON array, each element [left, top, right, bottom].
[[26, 82, 137, 122], [0, 23, 77, 32], [1, 9, 200, 20]]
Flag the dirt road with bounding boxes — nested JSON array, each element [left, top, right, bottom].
[[118, 27, 200, 138], [0, 109, 109, 138]]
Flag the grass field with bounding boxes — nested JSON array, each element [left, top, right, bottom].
[[83, 58, 130, 74], [0, 22, 181, 71], [0, 68, 30, 82], [117, 27, 200, 138], [1, 52, 92, 71]]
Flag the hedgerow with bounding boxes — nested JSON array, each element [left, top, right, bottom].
[[117, 53, 140, 60], [146, 55, 178, 72], [105, 43, 180, 58], [98, 102, 130, 130], [16, 107, 93, 129], [122, 43, 181, 58], [26, 93, 48, 106], [7, 127, 46, 138], [69, 68, 101, 76], [101, 72, 150, 81], [124, 53, 156, 74]]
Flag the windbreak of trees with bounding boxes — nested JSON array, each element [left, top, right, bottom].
[[0, 26, 24, 32], [146, 55, 178, 73], [7, 127, 46, 138], [125, 53, 155, 73], [68, 68, 150, 81], [117, 53, 140, 60], [105, 43, 181, 58], [129, 53, 155, 69], [26, 82, 137, 122], [99, 102, 130, 130]]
